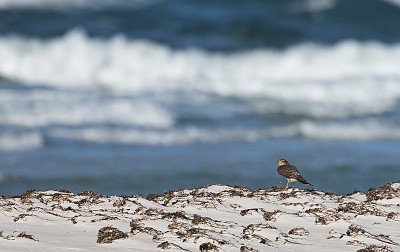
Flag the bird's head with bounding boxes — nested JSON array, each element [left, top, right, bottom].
[[278, 159, 289, 166]]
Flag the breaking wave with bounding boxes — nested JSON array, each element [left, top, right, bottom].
[[47, 120, 400, 146], [1, 30, 400, 151], [0, 119, 399, 152], [0, 131, 43, 152], [1, 30, 400, 119]]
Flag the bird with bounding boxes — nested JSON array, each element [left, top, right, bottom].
[[277, 159, 313, 189]]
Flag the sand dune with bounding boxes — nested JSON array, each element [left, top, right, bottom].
[[1, 182, 399, 251]]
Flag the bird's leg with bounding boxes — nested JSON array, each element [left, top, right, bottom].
[[285, 180, 289, 189]]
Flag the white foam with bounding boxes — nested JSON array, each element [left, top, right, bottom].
[[0, 131, 43, 151], [0, 90, 173, 128], [382, 0, 400, 8], [1, 120, 397, 149], [45, 118, 400, 145], [48, 127, 273, 145], [1, 30, 400, 119], [296, 120, 400, 140], [286, 0, 336, 14]]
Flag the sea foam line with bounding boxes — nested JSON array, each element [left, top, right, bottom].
[[0, 119, 398, 152], [1, 30, 400, 91], [47, 120, 400, 146], [1, 30, 400, 119], [0, 131, 43, 152]]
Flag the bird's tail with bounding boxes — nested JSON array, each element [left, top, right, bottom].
[[297, 176, 313, 186]]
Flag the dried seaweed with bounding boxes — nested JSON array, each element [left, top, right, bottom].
[[97, 226, 128, 244]]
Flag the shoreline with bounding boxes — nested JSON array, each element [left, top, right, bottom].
[[1, 182, 399, 251]]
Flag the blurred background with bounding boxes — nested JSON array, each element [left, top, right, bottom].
[[1, 0, 400, 196]]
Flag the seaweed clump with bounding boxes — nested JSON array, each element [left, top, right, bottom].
[[199, 242, 219, 251], [17, 232, 37, 241], [366, 183, 400, 202], [357, 244, 393, 252], [97, 226, 128, 244]]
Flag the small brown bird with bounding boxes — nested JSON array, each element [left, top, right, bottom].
[[277, 159, 313, 189]]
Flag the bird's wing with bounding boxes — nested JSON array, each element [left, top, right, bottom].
[[278, 165, 300, 178]]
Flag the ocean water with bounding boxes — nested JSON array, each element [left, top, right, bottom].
[[1, 0, 400, 196]]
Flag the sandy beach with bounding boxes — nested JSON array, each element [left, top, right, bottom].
[[0, 182, 399, 251]]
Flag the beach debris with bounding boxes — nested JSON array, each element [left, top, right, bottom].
[[113, 198, 127, 208], [1, 182, 399, 251], [288, 227, 310, 236], [17, 232, 38, 241], [199, 242, 219, 251], [240, 245, 257, 251], [386, 212, 398, 221], [77, 191, 103, 206], [366, 183, 400, 202], [13, 213, 31, 222], [346, 224, 399, 246], [240, 208, 259, 216], [0, 231, 37, 241], [20, 190, 37, 204], [157, 241, 171, 249], [130, 219, 163, 236], [262, 210, 281, 222], [96, 226, 128, 244], [356, 244, 394, 252]]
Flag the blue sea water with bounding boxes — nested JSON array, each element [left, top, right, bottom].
[[1, 0, 400, 195]]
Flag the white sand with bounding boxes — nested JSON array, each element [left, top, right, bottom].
[[1, 183, 399, 251]]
